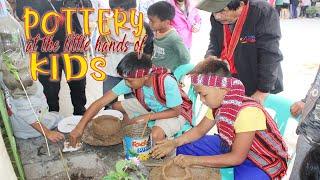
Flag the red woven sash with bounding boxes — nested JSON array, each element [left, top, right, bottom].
[[220, 2, 250, 74]]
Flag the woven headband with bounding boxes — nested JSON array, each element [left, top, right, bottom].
[[190, 74, 243, 89], [122, 67, 169, 78]]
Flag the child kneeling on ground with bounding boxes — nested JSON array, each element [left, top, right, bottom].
[[152, 59, 288, 179], [69, 52, 192, 146]]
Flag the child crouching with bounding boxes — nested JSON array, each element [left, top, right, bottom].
[[69, 52, 192, 146]]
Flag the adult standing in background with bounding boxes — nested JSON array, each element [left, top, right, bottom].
[[290, 0, 299, 18], [300, 0, 311, 17], [16, 0, 91, 115], [168, 0, 201, 49], [200, 0, 284, 104], [101, 0, 154, 109], [86, 0, 110, 56], [289, 66, 320, 180], [275, 0, 284, 16], [282, 0, 290, 19]]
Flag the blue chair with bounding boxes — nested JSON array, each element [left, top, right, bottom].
[[220, 94, 299, 180], [173, 64, 195, 83], [264, 94, 299, 134]]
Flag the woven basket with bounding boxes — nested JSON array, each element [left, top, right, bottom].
[[123, 123, 151, 138]]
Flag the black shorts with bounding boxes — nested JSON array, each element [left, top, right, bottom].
[[282, 3, 290, 8]]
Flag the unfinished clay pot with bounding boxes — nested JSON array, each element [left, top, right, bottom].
[[92, 115, 121, 139], [82, 115, 123, 146], [161, 160, 192, 180], [149, 159, 220, 180]]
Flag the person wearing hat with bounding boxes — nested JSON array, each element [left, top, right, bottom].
[[69, 52, 192, 147], [198, 0, 283, 104], [152, 59, 288, 179]]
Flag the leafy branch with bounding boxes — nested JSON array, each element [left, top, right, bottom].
[[103, 159, 146, 180]]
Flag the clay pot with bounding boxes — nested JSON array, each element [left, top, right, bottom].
[[82, 115, 124, 146], [92, 115, 121, 140], [161, 160, 192, 180]]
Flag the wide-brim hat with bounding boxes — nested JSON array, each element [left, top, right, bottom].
[[82, 115, 123, 146], [196, 0, 232, 13], [149, 159, 220, 180]]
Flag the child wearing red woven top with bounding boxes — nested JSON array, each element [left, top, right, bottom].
[[151, 59, 288, 179], [69, 52, 193, 146]]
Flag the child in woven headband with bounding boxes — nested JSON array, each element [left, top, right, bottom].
[[70, 52, 193, 146], [189, 59, 238, 110], [152, 59, 288, 179]]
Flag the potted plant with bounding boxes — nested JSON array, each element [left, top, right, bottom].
[[306, 6, 317, 18], [103, 158, 147, 180]]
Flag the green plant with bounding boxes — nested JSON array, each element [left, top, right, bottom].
[[103, 159, 146, 180], [0, 90, 25, 180], [1, 53, 51, 156], [306, 6, 317, 17]]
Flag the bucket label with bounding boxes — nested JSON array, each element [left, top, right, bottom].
[[123, 135, 152, 161]]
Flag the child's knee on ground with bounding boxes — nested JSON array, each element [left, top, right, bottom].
[[151, 126, 166, 142]]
